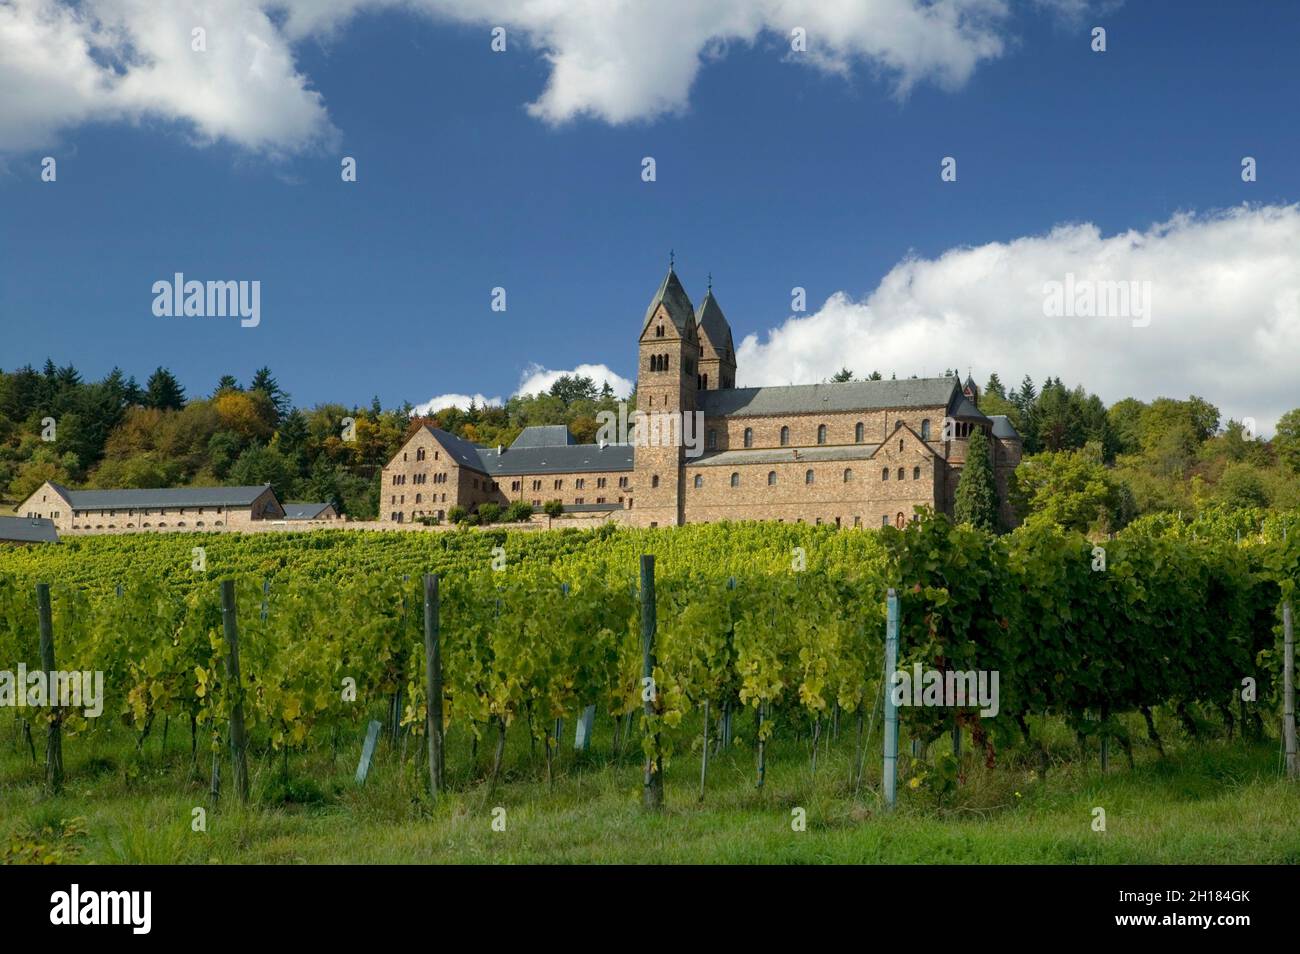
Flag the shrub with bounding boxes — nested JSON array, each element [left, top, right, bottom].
[[447, 506, 467, 524], [542, 499, 565, 518], [505, 501, 535, 522], [477, 502, 503, 524]]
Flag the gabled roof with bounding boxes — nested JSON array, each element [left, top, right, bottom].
[[642, 267, 696, 336], [61, 484, 276, 510], [695, 290, 734, 359], [510, 425, 575, 449], [424, 426, 489, 470], [0, 516, 59, 543], [990, 415, 1022, 440], [698, 377, 957, 417], [282, 502, 334, 520]]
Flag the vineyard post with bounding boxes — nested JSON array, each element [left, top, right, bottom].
[[640, 554, 664, 810], [219, 580, 250, 804], [423, 573, 445, 797], [883, 587, 898, 810], [1285, 599, 1296, 779], [35, 583, 63, 796]]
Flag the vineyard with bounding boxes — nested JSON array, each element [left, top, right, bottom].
[[2, 511, 1300, 863]]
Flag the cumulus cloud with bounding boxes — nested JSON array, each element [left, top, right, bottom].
[[413, 392, 502, 414], [737, 204, 1300, 435], [0, 0, 335, 154], [2, 0, 1024, 153], [515, 362, 633, 399]]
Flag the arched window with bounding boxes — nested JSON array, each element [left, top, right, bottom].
[[855, 422, 864, 443], [780, 426, 790, 446], [693, 474, 703, 488], [843, 468, 853, 482], [817, 424, 827, 444], [730, 472, 740, 488], [805, 469, 815, 485], [913, 466, 920, 480], [662, 354, 670, 371], [743, 427, 753, 448], [921, 419, 931, 440], [656, 324, 664, 337], [651, 474, 660, 488], [899, 439, 904, 452], [882, 468, 889, 481], [897, 467, 905, 481], [768, 471, 777, 486]]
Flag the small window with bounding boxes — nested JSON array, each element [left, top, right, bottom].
[[881, 515, 889, 527], [897, 467, 904, 481], [882, 469, 889, 481], [817, 424, 827, 445], [913, 466, 921, 480], [652, 475, 660, 488], [780, 426, 790, 446], [767, 471, 777, 486], [899, 439, 904, 452], [694, 475, 703, 488], [843, 468, 853, 482], [656, 324, 664, 337], [805, 469, 814, 485], [743, 427, 753, 448], [921, 419, 931, 440], [855, 422, 864, 443], [730, 472, 740, 488]]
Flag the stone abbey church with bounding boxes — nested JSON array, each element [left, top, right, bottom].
[[383, 266, 1022, 529]]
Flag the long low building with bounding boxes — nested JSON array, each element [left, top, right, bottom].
[[16, 482, 285, 532]]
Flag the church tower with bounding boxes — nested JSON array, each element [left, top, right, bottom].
[[632, 261, 699, 527], [695, 277, 736, 391]]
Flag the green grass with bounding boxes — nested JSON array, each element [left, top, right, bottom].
[[3, 711, 1297, 864]]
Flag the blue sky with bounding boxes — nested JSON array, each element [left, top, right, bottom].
[[1, 0, 1298, 428]]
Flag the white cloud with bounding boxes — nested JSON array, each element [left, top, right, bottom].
[[515, 363, 633, 399], [0, 0, 335, 155], [2, 0, 1026, 153], [737, 204, 1300, 435], [413, 392, 502, 414]]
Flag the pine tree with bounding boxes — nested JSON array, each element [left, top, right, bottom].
[[984, 372, 1006, 400], [144, 367, 186, 411], [953, 427, 1000, 532], [831, 368, 854, 382], [250, 367, 289, 423]]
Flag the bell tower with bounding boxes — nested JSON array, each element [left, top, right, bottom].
[[633, 259, 699, 526], [695, 274, 736, 391]]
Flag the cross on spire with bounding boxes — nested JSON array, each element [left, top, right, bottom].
[[669, 249, 675, 270], [707, 272, 713, 292]]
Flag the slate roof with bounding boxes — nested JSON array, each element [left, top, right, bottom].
[[510, 425, 575, 448], [695, 290, 734, 358], [0, 516, 59, 543], [51, 483, 276, 510], [690, 445, 883, 468], [698, 377, 958, 417], [642, 267, 696, 336], [476, 441, 635, 477], [947, 392, 991, 423], [282, 502, 334, 520], [990, 415, 1022, 440]]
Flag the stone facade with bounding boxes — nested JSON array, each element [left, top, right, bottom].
[[16, 481, 285, 533], [380, 266, 1023, 528]]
